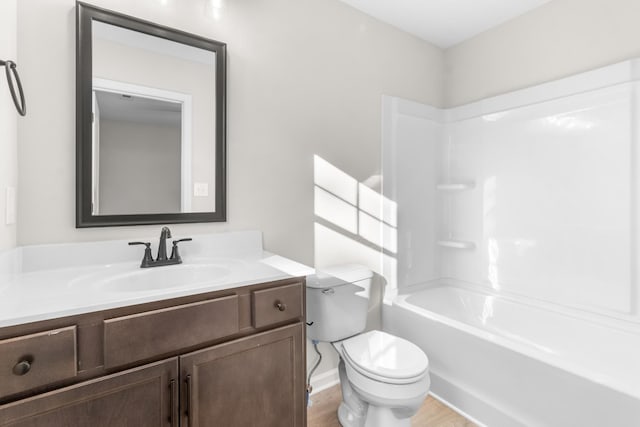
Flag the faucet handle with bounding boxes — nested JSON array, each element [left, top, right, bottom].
[[173, 238, 193, 244], [128, 241, 154, 268], [170, 238, 192, 262]]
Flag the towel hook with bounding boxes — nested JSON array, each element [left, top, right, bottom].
[[0, 59, 26, 117]]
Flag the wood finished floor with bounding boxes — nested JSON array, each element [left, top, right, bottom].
[[307, 385, 477, 427]]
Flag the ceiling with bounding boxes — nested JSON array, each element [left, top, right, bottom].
[[338, 0, 553, 48], [96, 91, 181, 127]]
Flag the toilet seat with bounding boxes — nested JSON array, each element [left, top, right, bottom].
[[340, 330, 429, 385]]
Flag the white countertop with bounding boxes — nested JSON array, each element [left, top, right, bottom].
[[0, 231, 314, 328]]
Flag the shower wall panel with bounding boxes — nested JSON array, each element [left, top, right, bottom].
[[384, 59, 640, 320]]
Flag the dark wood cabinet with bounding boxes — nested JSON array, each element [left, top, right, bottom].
[[0, 279, 306, 427], [180, 323, 305, 427], [0, 326, 78, 398], [0, 358, 178, 427], [103, 295, 240, 370]]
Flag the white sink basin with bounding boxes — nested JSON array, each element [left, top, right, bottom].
[[98, 264, 232, 293], [69, 260, 243, 293]]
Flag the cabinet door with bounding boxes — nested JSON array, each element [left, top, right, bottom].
[[180, 323, 305, 427], [0, 358, 178, 427]]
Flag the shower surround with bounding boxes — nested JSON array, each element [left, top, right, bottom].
[[382, 59, 640, 426]]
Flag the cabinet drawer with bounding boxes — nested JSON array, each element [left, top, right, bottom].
[[0, 326, 77, 398], [0, 358, 178, 426], [104, 295, 239, 369], [252, 283, 303, 328]]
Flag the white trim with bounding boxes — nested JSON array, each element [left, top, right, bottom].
[[429, 391, 489, 427], [180, 96, 193, 212], [309, 368, 340, 396], [428, 371, 524, 427], [91, 91, 100, 215], [633, 82, 640, 318], [92, 77, 193, 212]]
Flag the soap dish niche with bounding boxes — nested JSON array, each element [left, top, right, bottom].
[[436, 182, 475, 191], [437, 240, 476, 250]]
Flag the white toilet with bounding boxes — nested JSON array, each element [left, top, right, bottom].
[[307, 264, 430, 427]]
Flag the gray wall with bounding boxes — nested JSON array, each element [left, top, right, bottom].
[[0, 0, 17, 251], [98, 119, 181, 215], [16, 0, 443, 268], [444, 0, 640, 106]]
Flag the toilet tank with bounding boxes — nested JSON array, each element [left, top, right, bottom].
[[306, 264, 373, 342]]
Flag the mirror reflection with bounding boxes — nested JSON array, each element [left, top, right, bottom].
[[91, 21, 217, 215], [92, 90, 182, 215]]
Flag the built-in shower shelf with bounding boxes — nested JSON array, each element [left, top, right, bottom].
[[437, 240, 476, 250], [436, 182, 475, 191]]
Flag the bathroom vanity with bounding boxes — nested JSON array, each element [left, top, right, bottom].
[[0, 231, 309, 426]]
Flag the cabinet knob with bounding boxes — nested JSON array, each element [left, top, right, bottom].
[[274, 301, 287, 312], [13, 359, 32, 376]]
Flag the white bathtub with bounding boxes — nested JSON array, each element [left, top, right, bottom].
[[384, 285, 640, 427]]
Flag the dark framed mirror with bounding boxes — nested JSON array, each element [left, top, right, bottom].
[[76, 2, 226, 227]]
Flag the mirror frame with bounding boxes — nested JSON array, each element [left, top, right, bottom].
[[76, 2, 226, 227]]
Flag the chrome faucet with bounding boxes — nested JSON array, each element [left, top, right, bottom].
[[128, 227, 192, 268]]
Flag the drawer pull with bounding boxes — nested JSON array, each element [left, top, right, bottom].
[[169, 378, 178, 427], [13, 357, 33, 376], [185, 374, 192, 427], [252, 282, 302, 328]]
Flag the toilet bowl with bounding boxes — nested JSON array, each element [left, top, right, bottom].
[[333, 330, 430, 427], [306, 264, 430, 427]]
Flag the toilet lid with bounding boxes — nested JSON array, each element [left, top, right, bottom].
[[341, 330, 428, 382]]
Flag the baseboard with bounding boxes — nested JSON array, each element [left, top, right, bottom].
[[308, 368, 520, 426], [309, 368, 340, 395], [429, 391, 488, 427], [430, 371, 525, 427]]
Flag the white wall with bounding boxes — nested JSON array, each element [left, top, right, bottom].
[[444, 0, 640, 107], [0, 0, 18, 251], [444, 79, 635, 317], [388, 66, 640, 321], [16, 0, 443, 269], [381, 97, 442, 294]]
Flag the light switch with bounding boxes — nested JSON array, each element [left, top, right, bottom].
[[193, 182, 209, 197], [5, 187, 16, 225]]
